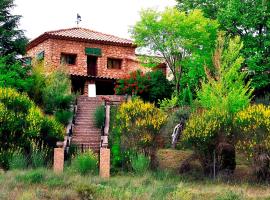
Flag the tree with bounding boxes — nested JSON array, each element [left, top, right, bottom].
[[177, 0, 270, 93], [0, 56, 33, 92], [182, 35, 253, 175], [0, 0, 28, 58], [131, 8, 219, 95]]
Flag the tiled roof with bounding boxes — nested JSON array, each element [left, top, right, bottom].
[[27, 27, 134, 50], [70, 73, 118, 80]]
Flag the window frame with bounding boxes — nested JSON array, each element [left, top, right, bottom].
[[107, 57, 122, 69], [60, 53, 77, 65]]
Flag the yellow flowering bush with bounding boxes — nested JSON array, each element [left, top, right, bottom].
[[0, 87, 64, 169], [117, 98, 167, 149], [234, 104, 270, 157]]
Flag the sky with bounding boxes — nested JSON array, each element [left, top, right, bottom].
[[13, 0, 176, 41]]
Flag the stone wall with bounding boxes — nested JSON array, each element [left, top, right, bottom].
[[27, 38, 147, 78]]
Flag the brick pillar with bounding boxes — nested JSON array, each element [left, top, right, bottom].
[[53, 148, 64, 173], [100, 148, 110, 178]]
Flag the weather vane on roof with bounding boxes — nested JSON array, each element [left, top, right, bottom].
[[76, 13, 82, 27]]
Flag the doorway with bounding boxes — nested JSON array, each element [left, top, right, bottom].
[[71, 77, 85, 95], [87, 56, 97, 76]]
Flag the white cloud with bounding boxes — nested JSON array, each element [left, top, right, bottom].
[[13, 0, 176, 40]]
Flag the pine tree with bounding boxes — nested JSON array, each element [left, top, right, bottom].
[[0, 0, 28, 58]]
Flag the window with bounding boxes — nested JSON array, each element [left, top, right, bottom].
[[107, 58, 122, 69], [60, 53, 77, 65], [36, 51, 44, 60]]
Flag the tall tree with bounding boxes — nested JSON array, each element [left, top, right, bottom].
[[131, 8, 219, 95], [177, 0, 270, 93], [0, 0, 28, 58]]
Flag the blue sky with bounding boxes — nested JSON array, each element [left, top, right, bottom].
[[14, 0, 176, 40]]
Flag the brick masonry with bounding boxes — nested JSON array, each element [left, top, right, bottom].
[[99, 148, 110, 178], [27, 38, 147, 78], [53, 148, 64, 173]]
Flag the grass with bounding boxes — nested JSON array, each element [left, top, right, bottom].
[[0, 168, 270, 200], [0, 149, 268, 200]]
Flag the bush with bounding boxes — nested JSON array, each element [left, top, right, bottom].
[[234, 104, 270, 181], [160, 107, 190, 148], [76, 184, 97, 200], [116, 98, 167, 168], [215, 191, 243, 200], [0, 87, 64, 169], [42, 68, 74, 114], [94, 105, 105, 128], [115, 70, 172, 103], [131, 154, 150, 174], [30, 145, 48, 168], [72, 150, 98, 175], [9, 151, 28, 170], [55, 110, 73, 126], [16, 169, 45, 184]]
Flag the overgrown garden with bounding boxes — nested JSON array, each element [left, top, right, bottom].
[[0, 0, 270, 199]]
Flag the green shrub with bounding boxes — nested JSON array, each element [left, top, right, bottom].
[[16, 169, 45, 184], [215, 191, 243, 200], [72, 150, 98, 175], [76, 184, 97, 200], [115, 70, 172, 104], [9, 151, 28, 170], [160, 107, 190, 148], [0, 87, 64, 169], [45, 176, 65, 188], [30, 145, 48, 168], [42, 69, 74, 114], [131, 154, 150, 174], [94, 105, 105, 128], [55, 110, 73, 126]]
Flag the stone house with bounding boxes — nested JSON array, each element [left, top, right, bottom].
[[26, 27, 148, 96]]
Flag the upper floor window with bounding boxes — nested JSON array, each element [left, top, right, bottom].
[[60, 53, 77, 65], [107, 58, 122, 69], [36, 51, 44, 61]]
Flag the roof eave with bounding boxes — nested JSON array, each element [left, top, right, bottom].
[[27, 34, 136, 51]]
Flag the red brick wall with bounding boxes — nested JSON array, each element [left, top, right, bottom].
[[27, 39, 147, 78]]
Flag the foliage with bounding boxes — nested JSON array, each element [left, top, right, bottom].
[[234, 104, 270, 158], [42, 68, 74, 115], [55, 110, 73, 126], [115, 70, 172, 103], [117, 98, 167, 151], [116, 98, 167, 169], [0, 87, 64, 169], [130, 154, 150, 174], [160, 107, 191, 147], [9, 150, 28, 170], [131, 7, 219, 95], [16, 169, 45, 184], [76, 184, 97, 200], [0, 0, 28, 58], [177, 0, 270, 92], [30, 143, 48, 168], [197, 35, 253, 114], [94, 105, 105, 128], [72, 150, 98, 175], [0, 56, 33, 93], [158, 96, 179, 111], [109, 106, 123, 169], [182, 35, 252, 174], [215, 191, 243, 200]]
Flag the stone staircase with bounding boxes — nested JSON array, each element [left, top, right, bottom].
[[71, 96, 103, 153]]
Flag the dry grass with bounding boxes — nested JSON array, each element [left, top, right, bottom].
[[0, 149, 269, 200]]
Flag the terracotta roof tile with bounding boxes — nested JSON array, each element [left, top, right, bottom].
[[27, 27, 134, 50]]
